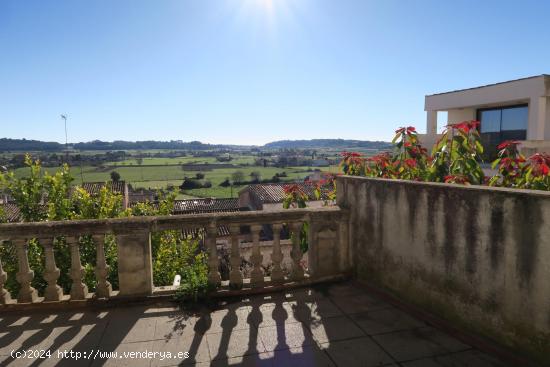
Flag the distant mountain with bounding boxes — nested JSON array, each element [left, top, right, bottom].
[[72, 140, 242, 151], [0, 138, 63, 152], [0, 139, 251, 152], [0, 138, 392, 152], [262, 139, 391, 150]]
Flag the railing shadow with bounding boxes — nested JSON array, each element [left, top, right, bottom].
[[0, 285, 361, 367]]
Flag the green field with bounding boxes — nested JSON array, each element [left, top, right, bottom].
[[11, 160, 338, 198], [106, 155, 257, 166]]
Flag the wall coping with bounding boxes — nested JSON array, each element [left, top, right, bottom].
[[338, 175, 550, 198], [0, 206, 345, 238]]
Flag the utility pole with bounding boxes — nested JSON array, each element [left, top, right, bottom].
[[60, 114, 68, 163]]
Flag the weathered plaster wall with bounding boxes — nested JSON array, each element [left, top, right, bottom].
[[337, 175, 550, 362]]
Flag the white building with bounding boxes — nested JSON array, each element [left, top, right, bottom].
[[421, 74, 550, 156]]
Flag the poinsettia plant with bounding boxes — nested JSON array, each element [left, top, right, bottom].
[[430, 120, 484, 185], [523, 153, 550, 190], [391, 126, 429, 180], [488, 141, 526, 187], [340, 152, 364, 176], [282, 184, 309, 253], [365, 152, 395, 178], [312, 174, 337, 205], [338, 121, 550, 191]]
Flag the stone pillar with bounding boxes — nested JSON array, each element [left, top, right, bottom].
[[116, 230, 153, 296], [250, 224, 264, 288], [339, 213, 351, 273], [270, 223, 284, 283], [528, 96, 547, 140], [15, 239, 39, 303], [93, 234, 112, 299], [68, 236, 89, 300], [229, 224, 243, 289], [42, 237, 64, 302], [206, 222, 221, 287], [427, 110, 438, 136], [0, 240, 13, 304], [290, 222, 305, 281]]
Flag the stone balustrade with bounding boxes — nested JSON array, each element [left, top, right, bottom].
[[0, 207, 350, 307]]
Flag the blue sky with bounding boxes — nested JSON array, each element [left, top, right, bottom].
[[1, 0, 549, 145]]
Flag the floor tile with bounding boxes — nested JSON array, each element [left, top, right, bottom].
[[207, 328, 266, 360], [322, 336, 395, 367], [372, 327, 470, 362], [210, 352, 275, 367], [258, 322, 315, 351], [350, 307, 426, 335], [91, 341, 155, 367], [196, 305, 252, 334], [273, 345, 335, 367], [401, 349, 508, 367], [151, 334, 210, 366], [308, 316, 365, 344], [249, 301, 304, 327], [331, 293, 391, 315]]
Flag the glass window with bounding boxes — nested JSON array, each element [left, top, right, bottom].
[[501, 106, 528, 131], [480, 109, 501, 133]]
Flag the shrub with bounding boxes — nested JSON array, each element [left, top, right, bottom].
[[110, 171, 121, 182], [219, 178, 232, 187]]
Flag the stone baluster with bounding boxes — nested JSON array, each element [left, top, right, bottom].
[[42, 237, 64, 302], [15, 239, 39, 303], [206, 222, 221, 287], [270, 223, 284, 283], [68, 236, 89, 300], [229, 224, 243, 289], [0, 239, 13, 304], [93, 234, 112, 298], [290, 222, 305, 281], [250, 224, 264, 288]]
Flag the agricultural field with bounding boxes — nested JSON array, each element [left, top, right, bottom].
[[10, 154, 342, 199]]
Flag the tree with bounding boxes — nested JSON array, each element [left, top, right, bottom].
[[231, 171, 245, 184], [250, 171, 261, 183], [110, 171, 121, 182]]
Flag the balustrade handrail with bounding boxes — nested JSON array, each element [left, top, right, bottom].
[[0, 206, 349, 307], [0, 206, 345, 239]]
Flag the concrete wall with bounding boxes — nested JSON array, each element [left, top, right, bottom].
[[447, 108, 476, 124], [337, 175, 550, 362]]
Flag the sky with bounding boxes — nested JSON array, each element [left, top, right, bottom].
[[1, 0, 550, 145]]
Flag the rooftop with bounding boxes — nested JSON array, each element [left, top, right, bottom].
[[242, 182, 332, 204], [80, 181, 126, 196], [173, 198, 246, 215], [426, 74, 549, 97], [0, 282, 509, 366]]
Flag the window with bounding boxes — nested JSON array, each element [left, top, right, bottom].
[[477, 105, 528, 135], [479, 109, 501, 133], [501, 106, 528, 131], [477, 104, 528, 159]]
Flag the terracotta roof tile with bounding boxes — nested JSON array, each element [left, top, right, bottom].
[[80, 181, 126, 195], [173, 198, 244, 214], [0, 203, 21, 223], [243, 182, 332, 203]]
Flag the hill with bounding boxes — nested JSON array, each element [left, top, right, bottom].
[[262, 139, 391, 150]]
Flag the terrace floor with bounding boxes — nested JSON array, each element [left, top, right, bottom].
[[0, 282, 510, 367]]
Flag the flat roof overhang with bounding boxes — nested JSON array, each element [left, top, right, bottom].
[[425, 74, 549, 111]]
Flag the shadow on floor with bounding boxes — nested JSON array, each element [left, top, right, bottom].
[[0, 282, 511, 366]]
